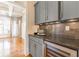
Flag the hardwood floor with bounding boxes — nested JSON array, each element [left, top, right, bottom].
[[0, 37, 31, 57], [10, 37, 24, 57]]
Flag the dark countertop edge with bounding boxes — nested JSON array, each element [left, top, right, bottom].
[[29, 34, 79, 51], [45, 40, 79, 51]]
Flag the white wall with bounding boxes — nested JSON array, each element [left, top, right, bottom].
[[21, 9, 29, 56], [21, 2, 30, 55], [22, 10, 27, 40]]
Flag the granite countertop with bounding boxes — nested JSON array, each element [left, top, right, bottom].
[[29, 34, 79, 50], [29, 34, 46, 39]]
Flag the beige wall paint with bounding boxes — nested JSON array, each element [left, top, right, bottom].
[[27, 1, 39, 34]]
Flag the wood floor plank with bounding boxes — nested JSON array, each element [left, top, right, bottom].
[[0, 37, 30, 57]]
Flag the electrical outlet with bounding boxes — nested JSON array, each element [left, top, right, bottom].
[[65, 26, 70, 31]]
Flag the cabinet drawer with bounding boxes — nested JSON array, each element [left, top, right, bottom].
[[30, 36, 38, 42], [30, 36, 43, 44], [34, 37, 43, 44]]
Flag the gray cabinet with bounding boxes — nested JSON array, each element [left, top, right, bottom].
[[31, 40, 36, 56], [35, 2, 40, 24], [36, 43, 43, 57], [29, 36, 45, 57], [29, 37, 36, 56], [61, 1, 79, 20], [35, 2, 46, 24], [35, 1, 59, 24], [39, 2, 46, 23], [46, 1, 58, 22], [35, 1, 79, 23]]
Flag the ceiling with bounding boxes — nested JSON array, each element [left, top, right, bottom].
[[0, 1, 26, 17], [9, 1, 26, 8]]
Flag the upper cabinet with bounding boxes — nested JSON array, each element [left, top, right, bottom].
[[35, 1, 59, 24], [46, 1, 58, 22], [61, 1, 79, 20], [35, 2, 46, 24], [35, 2, 40, 24], [35, 1, 79, 24], [39, 2, 46, 23]]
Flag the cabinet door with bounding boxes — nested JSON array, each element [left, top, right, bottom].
[[61, 1, 79, 20], [29, 36, 45, 57], [30, 40, 33, 56], [39, 2, 46, 23], [31, 40, 36, 57], [29, 36, 36, 57], [46, 1, 58, 22], [29, 37, 34, 56], [35, 2, 40, 24], [36, 44, 43, 57], [35, 2, 46, 24]]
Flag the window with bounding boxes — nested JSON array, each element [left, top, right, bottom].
[[0, 16, 10, 37]]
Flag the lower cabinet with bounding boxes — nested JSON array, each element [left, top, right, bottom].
[[30, 39, 36, 57], [29, 36, 45, 57], [29, 36, 78, 57], [36, 43, 43, 57]]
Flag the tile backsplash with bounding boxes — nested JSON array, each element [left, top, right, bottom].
[[39, 21, 79, 40]]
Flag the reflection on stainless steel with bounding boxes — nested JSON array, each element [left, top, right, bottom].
[[39, 21, 79, 48], [40, 21, 79, 40]]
